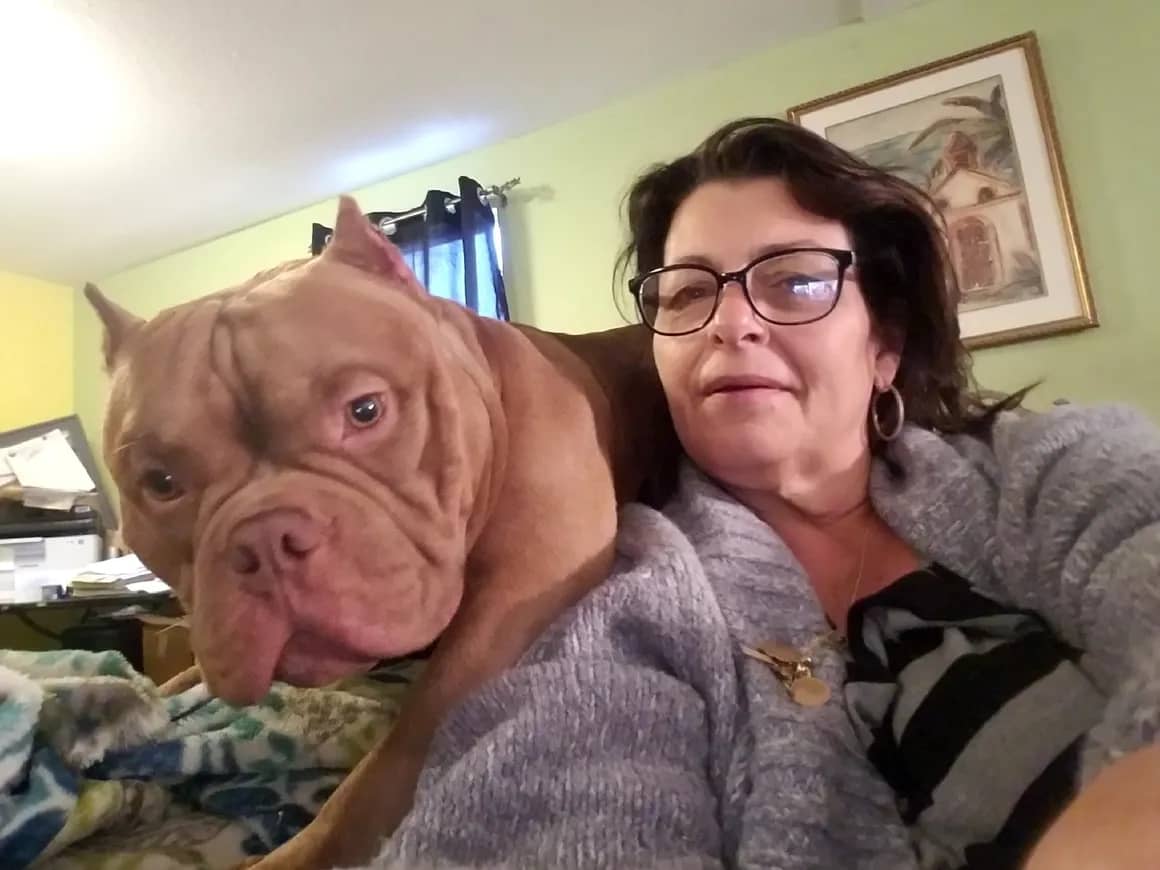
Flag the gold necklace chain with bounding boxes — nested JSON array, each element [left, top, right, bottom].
[[742, 518, 874, 707], [832, 519, 874, 640]]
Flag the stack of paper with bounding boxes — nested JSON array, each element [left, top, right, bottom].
[[68, 553, 166, 597], [0, 429, 96, 511]]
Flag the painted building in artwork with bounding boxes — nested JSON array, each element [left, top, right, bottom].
[[929, 132, 1039, 297]]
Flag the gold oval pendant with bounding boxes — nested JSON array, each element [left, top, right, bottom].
[[790, 676, 831, 708]]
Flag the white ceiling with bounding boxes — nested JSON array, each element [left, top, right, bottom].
[[0, 0, 922, 285]]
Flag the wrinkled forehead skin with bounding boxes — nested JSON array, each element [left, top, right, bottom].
[[106, 258, 441, 461], [102, 252, 488, 704]]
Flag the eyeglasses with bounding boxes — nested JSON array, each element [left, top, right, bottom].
[[628, 247, 855, 336]]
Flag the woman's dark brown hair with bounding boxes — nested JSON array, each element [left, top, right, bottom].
[[616, 117, 1024, 451]]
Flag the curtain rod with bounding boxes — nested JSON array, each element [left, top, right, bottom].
[[377, 177, 521, 235]]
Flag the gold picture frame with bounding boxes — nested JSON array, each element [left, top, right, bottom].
[[788, 32, 1096, 350]]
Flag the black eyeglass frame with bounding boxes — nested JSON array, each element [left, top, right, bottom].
[[628, 246, 856, 336]]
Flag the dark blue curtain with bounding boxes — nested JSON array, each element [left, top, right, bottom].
[[311, 176, 509, 320]]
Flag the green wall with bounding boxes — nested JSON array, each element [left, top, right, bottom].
[[75, 0, 1160, 462]]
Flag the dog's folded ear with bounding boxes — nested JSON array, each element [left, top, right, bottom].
[[324, 195, 428, 299], [84, 283, 145, 371]]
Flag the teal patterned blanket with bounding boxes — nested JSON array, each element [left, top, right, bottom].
[[0, 649, 417, 869]]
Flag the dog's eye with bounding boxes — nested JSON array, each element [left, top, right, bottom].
[[347, 394, 383, 428], [141, 468, 182, 501]]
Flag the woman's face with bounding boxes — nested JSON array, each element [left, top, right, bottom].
[[653, 177, 900, 495]]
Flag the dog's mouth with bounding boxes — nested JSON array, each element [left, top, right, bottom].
[[197, 622, 387, 705], [275, 631, 382, 687], [190, 501, 466, 704]]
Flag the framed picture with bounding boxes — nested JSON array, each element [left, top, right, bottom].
[[788, 32, 1095, 350]]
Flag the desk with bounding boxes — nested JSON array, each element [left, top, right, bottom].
[[0, 588, 173, 615], [1, 564, 169, 608], [1, 587, 179, 674]]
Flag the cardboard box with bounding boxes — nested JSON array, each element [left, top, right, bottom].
[[137, 614, 194, 685]]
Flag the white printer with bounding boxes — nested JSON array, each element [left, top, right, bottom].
[[0, 507, 105, 601]]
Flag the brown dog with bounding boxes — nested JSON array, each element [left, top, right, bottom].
[[86, 196, 676, 867]]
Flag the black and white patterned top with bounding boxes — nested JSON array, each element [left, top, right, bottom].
[[845, 563, 1105, 869]]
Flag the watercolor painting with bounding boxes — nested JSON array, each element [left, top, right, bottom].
[[829, 76, 1043, 313], [789, 34, 1096, 349]]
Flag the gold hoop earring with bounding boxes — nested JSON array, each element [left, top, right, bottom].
[[872, 384, 905, 442]]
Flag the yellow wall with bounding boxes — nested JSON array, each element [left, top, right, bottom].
[[0, 270, 74, 432], [75, 0, 1160, 452]]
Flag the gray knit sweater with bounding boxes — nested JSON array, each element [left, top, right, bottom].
[[368, 405, 1160, 869]]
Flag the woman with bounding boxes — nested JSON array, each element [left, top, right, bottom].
[[369, 119, 1160, 868]]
